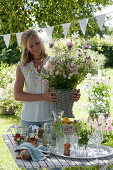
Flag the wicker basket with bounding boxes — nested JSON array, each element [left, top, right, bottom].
[[50, 88, 76, 118]]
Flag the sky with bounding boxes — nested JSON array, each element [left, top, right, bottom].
[[95, 5, 113, 27]]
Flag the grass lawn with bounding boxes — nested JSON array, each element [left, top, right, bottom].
[[0, 115, 21, 170], [0, 68, 113, 170]]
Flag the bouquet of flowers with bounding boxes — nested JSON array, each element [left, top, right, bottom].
[[42, 41, 102, 90]]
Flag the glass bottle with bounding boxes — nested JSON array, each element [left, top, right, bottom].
[[42, 123, 50, 146]]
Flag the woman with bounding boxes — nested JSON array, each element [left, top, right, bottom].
[[14, 29, 80, 170]]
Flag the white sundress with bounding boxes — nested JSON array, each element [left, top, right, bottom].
[[18, 58, 53, 122]]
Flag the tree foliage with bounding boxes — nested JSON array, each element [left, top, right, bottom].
[[0, 0, 34, 34], [0, 0, 113, 38], [31, 0, 113, 38]]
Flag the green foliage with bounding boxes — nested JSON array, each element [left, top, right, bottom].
[[52, 119, 64, 137], [74, 120, 91, 147], [32, 0, 113, 38], [82, 37, 113, 67], [0, 0, 34, 35], [0, 63, 22, 115], [87, 78, 111, 117], [0, 36, 21, 65], [1, 0, 113, 39]]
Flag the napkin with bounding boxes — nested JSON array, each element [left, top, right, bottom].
[[37, 145, 50, 154], [15, 142, 50, 161]]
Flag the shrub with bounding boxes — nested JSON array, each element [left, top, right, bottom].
[[0, 36, 21, 65], [87, 75, 111, 119], [77, 36, 113, 68], [0, 63, 22, 115]]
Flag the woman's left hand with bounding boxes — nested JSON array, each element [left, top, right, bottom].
[[72, 89, 81, 102]]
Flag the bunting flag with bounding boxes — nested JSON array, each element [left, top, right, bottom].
[[78, 18, 89, 35], [95, 14, 106, 31], [32, 125, 39, 131], [36, 29, 49, 43], [7, 128, 12, 132], [45, 27, 54, 41], [3, 34, 10, 48], [16, 124, 19, 128], [62, 23, 71, 38], [0, 11, 111, 47], [16, 32, 22, 46], [9, 124, 16, 129]]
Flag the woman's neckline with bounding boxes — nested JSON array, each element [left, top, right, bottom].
[[33, 57, 42, 61], [31, 60, 43, 74]]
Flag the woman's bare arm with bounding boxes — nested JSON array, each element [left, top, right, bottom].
[[14, 65, 57, 102]]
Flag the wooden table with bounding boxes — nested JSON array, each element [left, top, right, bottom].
[[2, 134, 113, 170]]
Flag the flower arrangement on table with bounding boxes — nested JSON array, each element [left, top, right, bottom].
[[42, 42, 100, 90], [51, 117, 92, 148]]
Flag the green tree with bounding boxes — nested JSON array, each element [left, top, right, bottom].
[[31, 0, 113, 38], [0, 0, 113, 36], [0, 0, 34, 35], [0, 0, 113, 65]]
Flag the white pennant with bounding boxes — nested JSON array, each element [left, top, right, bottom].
[[3, 34, 11, 48], [62, 23, 71, 38], [45, 27, 54, 41], [32, 125, 39, 131], [78, 18, 89, 35], [36, 29, 48, 43], [16, 32, 23, 46], [96, 14, 106, 31]]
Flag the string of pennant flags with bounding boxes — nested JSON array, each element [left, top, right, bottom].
[[1, 12, 113, 49]]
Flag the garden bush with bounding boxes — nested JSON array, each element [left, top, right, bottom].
[[74, 36, 113, 68], [86, 75, 111, 119], [0, 62, 22, 116], [0, 36, 21, 65]]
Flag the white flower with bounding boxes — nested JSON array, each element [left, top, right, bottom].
[[55, 71, 59, 75], [2, 69, 6, 74]]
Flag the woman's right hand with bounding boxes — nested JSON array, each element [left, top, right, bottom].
[[44, 87, 57, 103]]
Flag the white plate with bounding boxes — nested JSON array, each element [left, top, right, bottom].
[[51, 144, 113, 159]]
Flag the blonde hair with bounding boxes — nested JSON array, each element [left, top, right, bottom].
[[21, 29, 47, 66]]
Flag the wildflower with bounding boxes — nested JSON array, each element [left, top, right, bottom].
[[38, 66, 40, 70], [63, 73, 66, 78], [78, 53, 83, 56], [49, 41, 55, 48], [43, 79, 49, 84], [98, 115, 105, 124], [41, 41, 97, 90], [66, 42, 73, 48], [106, 122, 113, 132], [82, 44, 91, 49], [43, 62, 53, 71], [49, 57, 55, 62], [106, 117, 112, 124], [66, 42, 73, 52], [62, 59, 65, 65]]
